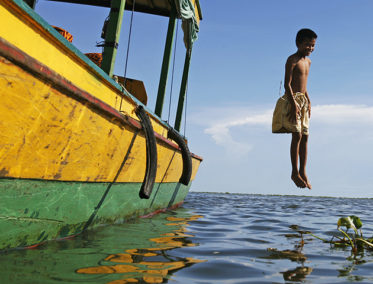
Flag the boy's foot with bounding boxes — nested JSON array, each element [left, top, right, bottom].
[[300, 173, 312, 189], [291, 174, 307, 188]]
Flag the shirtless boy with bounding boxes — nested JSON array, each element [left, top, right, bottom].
[[283, 29, 317, 189]]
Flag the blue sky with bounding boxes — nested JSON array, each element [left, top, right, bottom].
[[36, 0, 373, 197]]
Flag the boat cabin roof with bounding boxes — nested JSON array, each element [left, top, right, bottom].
[[48, 0, 202, 21]]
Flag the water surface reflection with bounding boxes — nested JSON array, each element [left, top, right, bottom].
[[76, 215, 205, 283], [0, 209, 204, 283], [2, 193, 373, 283]]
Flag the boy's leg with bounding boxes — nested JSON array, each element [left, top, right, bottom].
[[291, 132, 307, 188], [299, 134, 311, 189]]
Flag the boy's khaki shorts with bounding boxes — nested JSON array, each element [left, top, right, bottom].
[[272, 92, 309, 135]]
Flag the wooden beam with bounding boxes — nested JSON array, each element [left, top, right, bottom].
[[48, 0, 172, 17], [174, 49, 191, 131], [101, 0, 126, 76], [154, 9, 176, 117]]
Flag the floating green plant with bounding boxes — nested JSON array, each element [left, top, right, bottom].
[[303, 216, 373, 255]]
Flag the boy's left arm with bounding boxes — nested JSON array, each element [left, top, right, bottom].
[[305, 91, 311, 118]]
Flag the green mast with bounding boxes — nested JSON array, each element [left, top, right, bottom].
[[154, 9, 177, 117], [101, 0, 126, 77], [174, 49, 191, 132]]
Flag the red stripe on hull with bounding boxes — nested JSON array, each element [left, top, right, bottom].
[[0, 37, 202, 161], [139, 201, 184, 218]]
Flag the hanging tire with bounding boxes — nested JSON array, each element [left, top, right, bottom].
[[135, 106, 157, 199], [168, 128, 192, 186]]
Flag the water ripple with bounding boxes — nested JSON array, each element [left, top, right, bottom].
[[1, 192, 373, 283], [181, 192, 373, 283]]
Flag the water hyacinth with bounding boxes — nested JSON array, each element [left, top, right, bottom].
[[306, 216, 373, 255], [337, 215, 363, 231]]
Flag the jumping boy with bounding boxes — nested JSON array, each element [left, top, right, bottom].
[[272, 28, 317, 189]]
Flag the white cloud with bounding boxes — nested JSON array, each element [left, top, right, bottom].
[[312, 104, 373, 124], [201, 104, 373, 153], [203, 110, 272, 156], [204, 124, 252, 156]]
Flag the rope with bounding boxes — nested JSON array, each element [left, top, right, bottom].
[[82, 130, 139, 231], [120, 0, 136, 112], [149, 151, 176, 207], [167, 20, 179, 123]]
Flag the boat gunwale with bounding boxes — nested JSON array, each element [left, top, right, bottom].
[[5, 0, 183, 133], [0, 36, 203, 162]]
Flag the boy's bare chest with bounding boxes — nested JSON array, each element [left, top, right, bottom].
[[294, 60, 309, 76]]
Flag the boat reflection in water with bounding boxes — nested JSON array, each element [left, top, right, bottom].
[[76, 214, 205, 283]]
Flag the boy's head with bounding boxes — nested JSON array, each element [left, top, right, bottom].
[[296, 28, 317, 56], [296, 29, 317, 46]]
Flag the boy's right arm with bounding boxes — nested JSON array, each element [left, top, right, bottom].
[[284, 57, 299, 123]]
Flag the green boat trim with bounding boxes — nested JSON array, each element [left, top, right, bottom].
[[0, 177, 190, 250]]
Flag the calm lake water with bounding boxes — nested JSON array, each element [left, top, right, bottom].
[[1, 192, 373, 283]]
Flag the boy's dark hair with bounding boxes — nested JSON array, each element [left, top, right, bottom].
[[296, 29, 317, 45]]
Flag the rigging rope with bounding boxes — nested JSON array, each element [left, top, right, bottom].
[[167, 20, 179, 123], [120, 0, 136, 112]]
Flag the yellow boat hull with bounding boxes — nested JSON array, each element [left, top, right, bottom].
[[0, 0, 202, 250]]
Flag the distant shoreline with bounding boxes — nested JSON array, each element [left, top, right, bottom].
[[189, 191, 373, 199]]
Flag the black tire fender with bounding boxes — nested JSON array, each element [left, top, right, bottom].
[[135, 106, 157, 199], [167, 128, 192, 185]]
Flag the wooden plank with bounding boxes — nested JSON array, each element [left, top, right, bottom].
[[155, 9, 176, 117], [174, 49, 191, 131], [101, 0, 126, 76]]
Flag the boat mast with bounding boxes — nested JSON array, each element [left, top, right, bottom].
[[174, 48, 191, 132], [154, 8, 177, 117], [101, 0, 126, 77]]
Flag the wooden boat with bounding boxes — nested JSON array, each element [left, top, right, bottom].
[[0, 0, 202, 250]]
